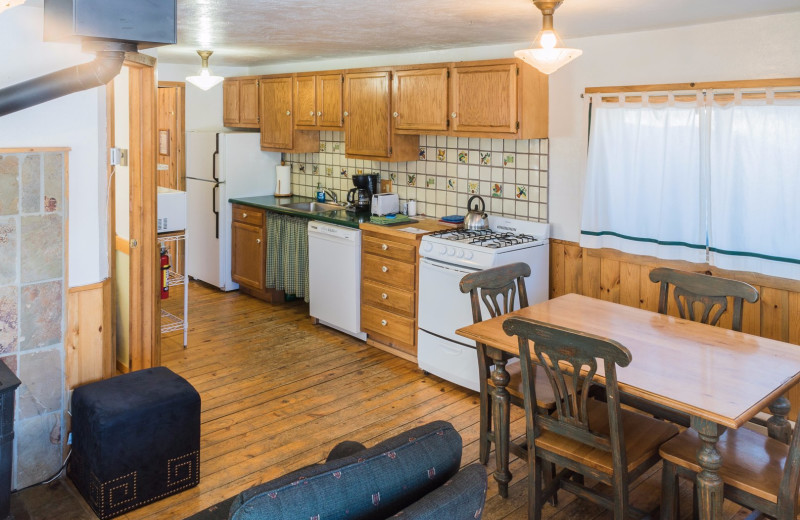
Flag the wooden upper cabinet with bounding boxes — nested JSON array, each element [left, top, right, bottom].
[[294, 73, 344, 130], [223, 76, 259, 129], [451, 63, 518, 134], [393, 67, 449, 133], [260, 76, 294, 150], [345, 71, 392, 158]]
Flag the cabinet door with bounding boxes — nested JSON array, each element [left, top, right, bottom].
[[345, 71, 391, 158], [294, 75, 317, 128], [393, 67, 449, 132], [260, 77, 293, 150], [223, 79, 240, 126], [231, 221, 265, 290], [239, 78, 260, 127], [317, 73, 343, 128], [451, 63, 518, 134]]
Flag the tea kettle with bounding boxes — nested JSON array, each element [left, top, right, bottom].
[[464, 195, 489, 230]]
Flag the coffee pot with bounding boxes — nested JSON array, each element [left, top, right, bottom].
[[347, 188, 371, 210]]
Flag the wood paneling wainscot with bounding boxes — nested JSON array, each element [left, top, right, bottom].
[[66, 279, 114, 389], [549, 239, 800, 416]]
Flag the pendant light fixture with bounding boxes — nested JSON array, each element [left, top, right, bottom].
[[186, 50, 224, 91], [514, 1, 582, 75]]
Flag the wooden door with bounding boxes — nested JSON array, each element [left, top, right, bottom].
[[223, 79, 240, 126], [451, 63, 518, 134], [231, 221, 265, 290], [294, 75, 317, 128], [318, 73, 343, 128], [239, 78, 260, 127], [393, 67, 449, 133], [156, 82, 185, 190], [345, 71, 391, 158], [260, 77, 293, 150]]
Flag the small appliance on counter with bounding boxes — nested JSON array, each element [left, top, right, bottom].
[[347, 173, 379, 212], [371, 193, 400, 216], [275, 164, 291, 197]]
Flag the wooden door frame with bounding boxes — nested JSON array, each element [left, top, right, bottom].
[[107, 54, 160, 372], [157, 81, 186, 190]]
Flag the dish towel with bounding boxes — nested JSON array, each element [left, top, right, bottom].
[[369, 214, 413, 225]]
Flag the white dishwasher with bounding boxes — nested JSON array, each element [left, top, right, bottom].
[[308, 220, 367, 340]]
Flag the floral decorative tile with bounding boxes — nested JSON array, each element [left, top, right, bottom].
[[340, 168, 348, 177], [356, 169, 363, 175], [312, 165, 319, 175], [426, 178, 435, 188], [299, 164, 306, 172], [407, 174, 416, 187], [457, 151, 468, 164], [418, 148, 427, 161], [468, 181, 479, 194], [437, 149, 446, 161], [515, 185, 527, 200], [480, 152, 491, 166], [326, 167, 333, 176], [333, 143, 341, 152], [503, 155, 515, 167], [446, 179, 456, 191], [319, 143, 326, 152], [390, 172, 397, 182], [492, 183, 503, 197]]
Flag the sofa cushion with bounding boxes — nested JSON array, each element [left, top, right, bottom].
[[391, 463, 487, 519], [228, 421, 462, 520]]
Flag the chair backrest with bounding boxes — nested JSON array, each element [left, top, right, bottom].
[[649, 267, 759, 331], [502, 317, 632, 462], [778, 406, 800, 517], [459, 262, 531, 324]]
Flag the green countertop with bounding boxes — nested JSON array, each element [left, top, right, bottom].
[[229, 195, 371, 229]]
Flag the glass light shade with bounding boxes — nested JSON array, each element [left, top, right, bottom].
[[514, 46, 582, 75], [186, 68, 224, 91]]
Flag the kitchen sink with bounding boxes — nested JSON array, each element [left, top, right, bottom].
[[281, 201, 344, 213]]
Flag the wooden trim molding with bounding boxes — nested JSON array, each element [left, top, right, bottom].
[[66, 278, 114, 389], [585, 78, 800, 94], [0, 147, 72, 153]]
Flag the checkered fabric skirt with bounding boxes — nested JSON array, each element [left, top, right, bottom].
[[266, 213, 310, 302]]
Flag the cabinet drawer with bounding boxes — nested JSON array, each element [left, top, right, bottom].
[[232, 205, 264, 226], [363, 235, 416, 262], [363, 280, 415, 317], [362, 307, 415, 345], [362, 254, 415, 288]]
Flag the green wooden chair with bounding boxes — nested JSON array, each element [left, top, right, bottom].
[[503, 316, 679, 520]]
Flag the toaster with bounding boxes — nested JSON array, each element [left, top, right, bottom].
[[371, 193, 400, 216]]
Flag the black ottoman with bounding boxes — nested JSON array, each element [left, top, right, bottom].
[[68, 367, 200, 519]]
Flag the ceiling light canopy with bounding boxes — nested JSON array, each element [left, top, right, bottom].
[[515, 0, 582, 75], [186, 50, 224, 91]]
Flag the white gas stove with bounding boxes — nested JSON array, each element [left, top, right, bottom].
[[417, 215, 550, 392]]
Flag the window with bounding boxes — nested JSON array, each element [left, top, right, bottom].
[[581, 84, 800, 280]]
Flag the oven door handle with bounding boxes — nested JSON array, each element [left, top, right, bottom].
[[419, 257, 477, 276]]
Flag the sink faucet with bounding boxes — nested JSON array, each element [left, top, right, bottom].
[[323, 189, 338, 203]]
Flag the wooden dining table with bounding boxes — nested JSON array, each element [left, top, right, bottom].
[[455, 293, 800, 520]]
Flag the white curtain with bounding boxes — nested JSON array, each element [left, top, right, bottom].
[[581, 93, 707, 263], [707, 89, 800, 279]]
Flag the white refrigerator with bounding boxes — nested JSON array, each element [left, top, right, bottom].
[[185, 131, 281, 290]]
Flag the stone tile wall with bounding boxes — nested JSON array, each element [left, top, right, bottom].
[[0, 150, 66, 489], [285, 133, 549, 221]]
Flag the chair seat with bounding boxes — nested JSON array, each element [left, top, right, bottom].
[[536, 398, 679, 475], [660, 426, 786, 503], [488, 363, 561, 410]]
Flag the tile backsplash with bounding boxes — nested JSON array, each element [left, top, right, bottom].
[[284, 133, 549, 221]]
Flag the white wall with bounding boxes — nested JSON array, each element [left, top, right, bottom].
[[0, 5, 104, 286]]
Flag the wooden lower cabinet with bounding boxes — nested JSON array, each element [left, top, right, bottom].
[[231, 204, 283, 302]]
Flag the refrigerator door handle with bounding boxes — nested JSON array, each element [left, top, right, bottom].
[[212, 133, 220, 182], [212, 182, 220, 239]]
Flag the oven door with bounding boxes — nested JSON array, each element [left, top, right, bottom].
[[418, 257, 477, 345]]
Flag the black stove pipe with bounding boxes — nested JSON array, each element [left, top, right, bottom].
[[0, 42, 134, 118]]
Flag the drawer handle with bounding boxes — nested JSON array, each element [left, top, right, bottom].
[[451, 112, 457, 118], [286, 110, 291, 116], [381, 293, 388, 299], [381, 266, 388, 273], [381, 244, 388, 250], [381, 319, 388, 326], [393, 111, 399, 118], [310, 111, 315, 116], [256, 238, 261, 244], [317, 111, 322, 116], [243, 212, 247, 218]]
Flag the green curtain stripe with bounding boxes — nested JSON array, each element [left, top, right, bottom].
[[581, 230, 800, 266], [580, 230, 706, 250]]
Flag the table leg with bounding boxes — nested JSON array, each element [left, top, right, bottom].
[[490, 351, 512, 498], [767, 395, 792, 444], [690, 417, 726, 520]]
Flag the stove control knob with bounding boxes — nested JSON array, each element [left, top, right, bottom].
[[464, 250, 474, 260], [447, 247, 455, 256], [456, 249, 464, 258], [422, 242, 432, 253], [438, 245, 447, 254]]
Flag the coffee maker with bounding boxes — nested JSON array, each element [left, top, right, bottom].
[[348, 173, 379, 212]]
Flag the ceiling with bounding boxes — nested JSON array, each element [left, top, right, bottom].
[[102, 0, 800, 67]]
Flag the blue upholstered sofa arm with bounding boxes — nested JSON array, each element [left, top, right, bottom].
[[391, 463, 487, 519], [228, 421, 486, 520]]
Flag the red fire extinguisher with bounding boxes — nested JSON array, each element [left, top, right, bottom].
[[160, 247, 171, 299]]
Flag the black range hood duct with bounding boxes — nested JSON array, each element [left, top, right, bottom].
[[0, 0, 176, 117]]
